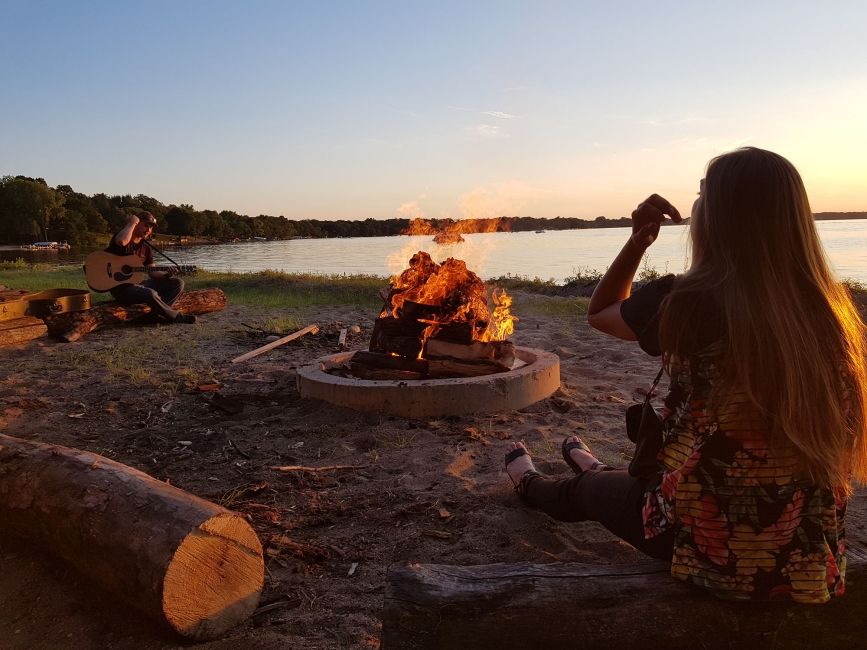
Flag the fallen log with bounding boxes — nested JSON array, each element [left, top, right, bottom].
[[0, 434, 264, 640], [0, 316, 48, 347], [44, 288, 227, 342], [383, 546, 867, 649]]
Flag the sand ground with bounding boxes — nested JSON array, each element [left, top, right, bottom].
[[1, 293, 866, 649]]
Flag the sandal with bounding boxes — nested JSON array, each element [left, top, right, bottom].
[[561, 437, 607, 474], [504, 446, 540, 501]]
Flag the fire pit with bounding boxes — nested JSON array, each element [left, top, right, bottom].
[[296, 347, 559, 418], [296, 251, 560, 417]]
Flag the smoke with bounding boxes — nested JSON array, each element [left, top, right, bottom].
[[397, 200, 425, 220]]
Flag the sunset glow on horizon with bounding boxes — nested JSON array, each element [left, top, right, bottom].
[[1, 2, 865, 221]]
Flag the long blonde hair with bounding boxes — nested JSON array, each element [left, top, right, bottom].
[[659, 147, 867, 493]]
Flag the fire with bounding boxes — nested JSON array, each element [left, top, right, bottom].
[[481, 288, 515, 342], [403, 217, 512, 239], [382, 251, 517, 353]]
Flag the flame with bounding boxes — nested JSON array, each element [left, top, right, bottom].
[[402, 217, 512, 238], [480, 288, 517, 342], [382, 251, 517, 354]]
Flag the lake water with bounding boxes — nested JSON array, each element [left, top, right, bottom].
[[5, 220, 866, 284]]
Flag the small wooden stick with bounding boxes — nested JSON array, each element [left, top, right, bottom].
[[338, 328, 347, 348], [231, 324, 319, 363], [270, 464, 366, 472]]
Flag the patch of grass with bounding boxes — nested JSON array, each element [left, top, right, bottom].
[[259, 315, 304, 334], [563, 267, 604, 285], [488, 273, 561, 293], [516, 295, 589, 317], [53, 325, 214, 394], [186, 270, 387, 309], [0, 263, 117, 302], [376, 431, 417, 450], [0, 264, 387, 309]]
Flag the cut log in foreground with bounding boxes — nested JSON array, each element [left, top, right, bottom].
[[383, 552, 867, 649], [0, 434, 264, 640], [44, 288, 227, 342]]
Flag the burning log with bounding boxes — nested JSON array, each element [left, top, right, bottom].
[[0, 434, 264, 640], [348, 350, 512, 379], [352, 351, 428, 374], [349, 251, 518, 380], [426, 339, 515, 368], [44, 288, 227, 342], [370, 317, 428, 358]]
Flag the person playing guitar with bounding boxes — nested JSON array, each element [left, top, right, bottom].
[[105, 211, 197, 324]]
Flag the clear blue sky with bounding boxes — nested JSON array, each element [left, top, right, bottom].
[[2, 1, 865, 220]]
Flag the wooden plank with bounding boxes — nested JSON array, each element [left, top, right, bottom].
[[231, 324, 319, 363], [382, 553, 867, 649]]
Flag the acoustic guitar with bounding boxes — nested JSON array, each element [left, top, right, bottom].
[[84, 251, 197, 292]]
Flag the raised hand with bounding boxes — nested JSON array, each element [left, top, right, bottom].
[[631, 194, 682, 249]]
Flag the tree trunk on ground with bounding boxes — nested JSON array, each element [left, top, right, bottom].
[[0, 434, 264, 640], [382, 556, 867, 649], [44, 288, 227, 342], [0, 316, 48, 347]]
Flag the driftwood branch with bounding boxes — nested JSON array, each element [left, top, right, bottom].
[[231, 324, 319, 363], [270, 464, 367, 472], [44, 288, 227, 342], [0, 434, 263, 640]]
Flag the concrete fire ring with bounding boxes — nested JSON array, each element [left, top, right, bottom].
[[296, 346, 560, 418]]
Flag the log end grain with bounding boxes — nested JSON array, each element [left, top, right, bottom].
[[162, 513, 264, 640]]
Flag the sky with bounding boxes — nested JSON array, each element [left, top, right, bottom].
[[1, 1, 866, 221]]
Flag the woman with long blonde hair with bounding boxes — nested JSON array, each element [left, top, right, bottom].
[[505, 147, 867, 601]]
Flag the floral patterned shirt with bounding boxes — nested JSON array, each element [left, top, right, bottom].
[[621, 276, 847, 603]]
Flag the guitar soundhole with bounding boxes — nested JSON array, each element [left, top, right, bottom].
[[110, 264, 133, 282]]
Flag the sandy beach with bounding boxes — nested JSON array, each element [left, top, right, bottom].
[[1, 291, 866, 649]]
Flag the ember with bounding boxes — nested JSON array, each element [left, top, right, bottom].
[[347, 251, 518, 379]]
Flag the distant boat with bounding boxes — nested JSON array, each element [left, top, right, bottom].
[[252, 236, 267, 241], [534, 230, 545, 234], [22, 241, 71, 251]]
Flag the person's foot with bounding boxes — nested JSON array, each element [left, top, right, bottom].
[[174, 313, 198, 324], [562, 436, 606, 473], [504, 441, 537, 487]]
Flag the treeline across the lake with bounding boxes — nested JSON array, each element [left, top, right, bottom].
[[1, 175, 864, 246]]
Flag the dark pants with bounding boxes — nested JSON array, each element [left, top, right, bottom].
[[522, 468, 675, 560], [110, 277, 184, 321]]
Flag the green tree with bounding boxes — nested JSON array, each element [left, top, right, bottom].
[[0, 176, 65, 243]]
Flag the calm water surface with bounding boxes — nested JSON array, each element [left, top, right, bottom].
[[5, 220, 866, 284]]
